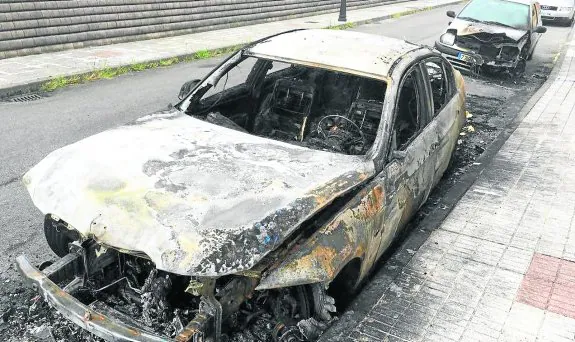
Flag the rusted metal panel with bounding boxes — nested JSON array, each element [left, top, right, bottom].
[[23, 108, 375, 277], [256, 182, 388, 290]]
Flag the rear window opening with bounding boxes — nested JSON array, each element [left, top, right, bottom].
[[185, 56, 387, 155]]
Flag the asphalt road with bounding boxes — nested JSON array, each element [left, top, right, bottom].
[[0, 5, 571, 284]]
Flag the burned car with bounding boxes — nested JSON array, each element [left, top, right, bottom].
[[17, 29, 466, 341], [435, 0, 547, 74]]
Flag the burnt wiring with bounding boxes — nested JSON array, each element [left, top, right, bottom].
[[203, 72, 230, 114]]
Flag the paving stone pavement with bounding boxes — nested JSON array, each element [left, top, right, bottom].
[[0, 0, 461, 94], [326, 34, 575, 342]]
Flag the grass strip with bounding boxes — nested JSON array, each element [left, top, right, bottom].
[[41, 45, 242, 92]]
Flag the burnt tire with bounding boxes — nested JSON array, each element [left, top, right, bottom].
[[513, 60, 526, 76], [44, 216, 73, 257]]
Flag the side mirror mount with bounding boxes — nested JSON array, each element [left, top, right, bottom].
[[391, 150, 407, 161], [446, 10, 456, 18], [178, 79, 201, 100], [535, 26, 547, 33]]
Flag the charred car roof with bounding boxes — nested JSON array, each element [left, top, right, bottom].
[[245, 29, 422, 80]]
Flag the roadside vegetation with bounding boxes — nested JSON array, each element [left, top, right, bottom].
[[326, 22, 356, 30], [41, 45, 242, 92]]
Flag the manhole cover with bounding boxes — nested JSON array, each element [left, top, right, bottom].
[[5, 93, 43, 103]]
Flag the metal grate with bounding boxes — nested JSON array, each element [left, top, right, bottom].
[[445, 55, 472, 72], [5, 93, 43, 103]]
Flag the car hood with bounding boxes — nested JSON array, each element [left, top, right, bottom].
[[23, 109, 375, 276], [450, 18, 528, 42]]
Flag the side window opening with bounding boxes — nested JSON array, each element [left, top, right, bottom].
[[392, 69, 421, 151], [425, 60, 449, 116], [199, 58, 258, 106]]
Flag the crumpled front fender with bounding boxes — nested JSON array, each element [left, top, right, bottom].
[[256, 185, 386, 290]]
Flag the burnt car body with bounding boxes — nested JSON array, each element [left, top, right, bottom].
[[17, 29, 466, 341], [435, 0, 547, 73]]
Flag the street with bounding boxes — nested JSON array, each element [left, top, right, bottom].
[[0, 4, 572, 341]]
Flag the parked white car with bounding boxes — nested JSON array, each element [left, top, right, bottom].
[[540, 0, 575, 26]]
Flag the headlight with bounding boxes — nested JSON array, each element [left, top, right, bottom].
[[558, 6, 573, 11], [440, 32, 456, 46]]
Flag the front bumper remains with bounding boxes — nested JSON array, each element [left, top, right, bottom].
[[542, 10, 573, 21], [435, 41, 517, 73], [16, 255, 173, 342]]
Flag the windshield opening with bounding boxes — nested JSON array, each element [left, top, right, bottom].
[[458, 0, 530, 30], [185, 55, 387, 156]]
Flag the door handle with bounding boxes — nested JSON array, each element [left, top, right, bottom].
[[431, 142, 439, 151]]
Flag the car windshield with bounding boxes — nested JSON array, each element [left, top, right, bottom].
[[458, 0, 530, 30], [184, 54, 387, 155]]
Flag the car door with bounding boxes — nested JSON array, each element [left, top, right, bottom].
[[362, 64, 430, 270], [381, 62, 435, 243], [422, 57, 460, 186]]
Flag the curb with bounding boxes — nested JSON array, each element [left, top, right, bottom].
[[0, 0, 465, 100], [319, 22, 575, 342], [0, 50, 240, 101]]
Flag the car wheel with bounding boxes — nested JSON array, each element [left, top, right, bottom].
[[514, 59, 527, 75], [44, 217, 74, 257]]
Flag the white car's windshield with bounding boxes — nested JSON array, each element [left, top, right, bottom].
[[458, 0, 530, 30]]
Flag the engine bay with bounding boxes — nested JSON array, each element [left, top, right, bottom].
[[186, 58, 387, 155], [37, 219, 336, 342]]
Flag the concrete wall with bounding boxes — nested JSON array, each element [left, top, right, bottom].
[[0, 0, 396, 59]]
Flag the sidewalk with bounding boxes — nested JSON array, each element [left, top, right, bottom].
[[321, 34, 575, 342], [0, 0, 461, 97]]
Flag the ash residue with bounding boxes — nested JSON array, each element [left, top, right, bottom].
[[0, 285, 103, 342]]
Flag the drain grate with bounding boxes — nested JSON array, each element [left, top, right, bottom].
[[5, 93, 43, 103]]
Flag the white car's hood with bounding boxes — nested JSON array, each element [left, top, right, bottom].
[[24, 109, 375, 276]]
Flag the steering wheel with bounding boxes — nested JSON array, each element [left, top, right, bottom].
[[316, 115, 366, 153]]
